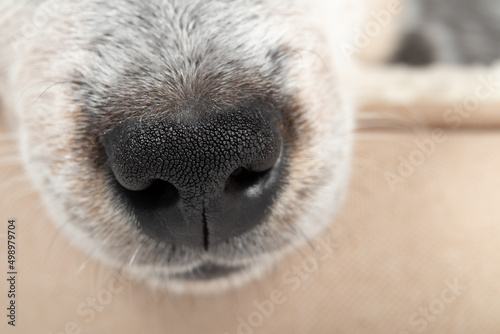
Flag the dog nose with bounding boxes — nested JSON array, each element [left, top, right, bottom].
[[103, 103, 283, 249]]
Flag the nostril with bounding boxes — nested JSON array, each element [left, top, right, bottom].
[[225, 167, 271, 192], [124, 179, 179, 210], [113, 178, 180, 224], [113, 178, 196, 246], [211, 154, 283, 245]]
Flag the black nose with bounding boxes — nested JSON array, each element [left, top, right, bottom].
[[103, 102, 283, 250]]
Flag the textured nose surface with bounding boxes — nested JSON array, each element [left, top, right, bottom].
[[103, 103, 283, 249]]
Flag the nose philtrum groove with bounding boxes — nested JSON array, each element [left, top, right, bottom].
[[202, 206, 209, 251]]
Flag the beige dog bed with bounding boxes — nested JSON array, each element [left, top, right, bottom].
[[2, 59, 500, 333]]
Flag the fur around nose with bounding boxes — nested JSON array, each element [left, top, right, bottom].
[[103, 102, 283, 249]]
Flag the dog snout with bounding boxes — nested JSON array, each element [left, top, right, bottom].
[[103, 102, 284, 250]]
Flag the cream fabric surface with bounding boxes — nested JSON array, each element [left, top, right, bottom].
[[1, 65, 500, 333]]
